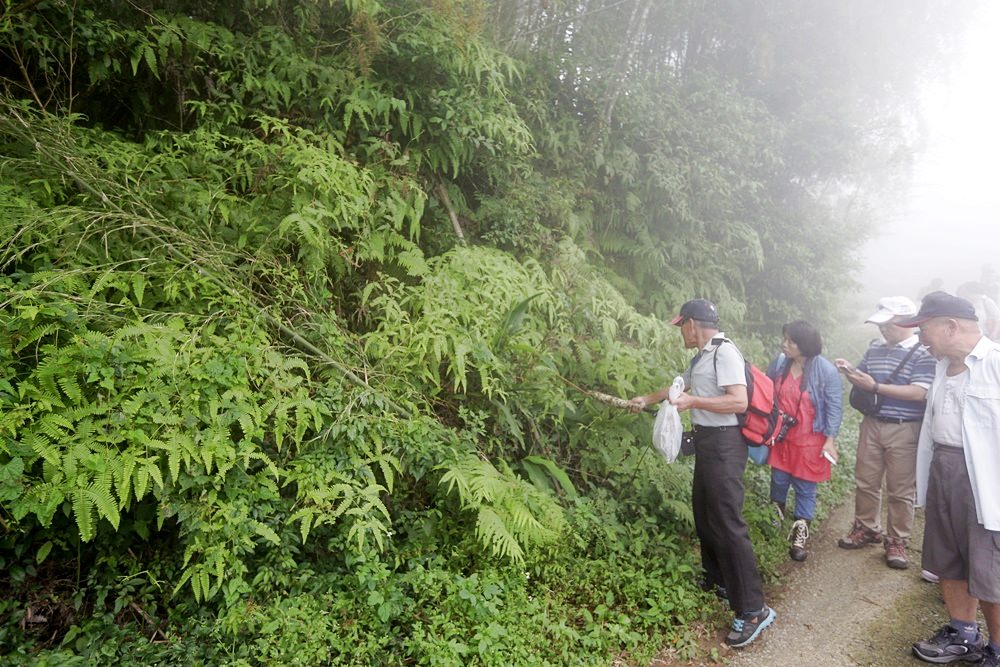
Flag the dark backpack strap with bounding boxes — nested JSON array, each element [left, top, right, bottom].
[[712, 339, 753, 419], [710, 337, 742, 376], [885, 344, 920, 384]]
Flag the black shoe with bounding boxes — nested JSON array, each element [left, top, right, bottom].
[[981, 645, 1000, 667], [725, 606, 777, 648], [698, 578, 728, 603], [789, 519, 809, 562], [771, 502, 785, 527], [912, 624, 985, 663]]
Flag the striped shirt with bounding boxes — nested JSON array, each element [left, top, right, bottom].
[[857, 335, 936, 420]]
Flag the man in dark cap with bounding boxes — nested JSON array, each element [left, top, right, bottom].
[[628, 298, 775, 648], [900, 292, 1000, 666]]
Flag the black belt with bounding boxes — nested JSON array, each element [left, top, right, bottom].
[[873, 416, 921, 424], [692, 424, 734, 433], [933, 442, 963, 452]]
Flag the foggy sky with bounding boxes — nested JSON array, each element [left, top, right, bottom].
[[858, 1, 1000, 306]]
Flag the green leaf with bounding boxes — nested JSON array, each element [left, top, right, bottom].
[[523, 456, 577, 500], [131, 274, 145, 306], [36, 541, 53, 564], [251, 520, 280, 545], [73, 486, 95, 542]]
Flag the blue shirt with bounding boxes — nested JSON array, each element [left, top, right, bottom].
[[857, 336, 936, 421]]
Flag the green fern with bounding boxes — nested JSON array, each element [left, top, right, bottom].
[[72, 486, 96, 541], [440, 455, 564, 564], [475, 506, 524, 562]]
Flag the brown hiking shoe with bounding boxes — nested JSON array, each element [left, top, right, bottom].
[[837, 520, 882, 549], [885, 537, 908, 569]]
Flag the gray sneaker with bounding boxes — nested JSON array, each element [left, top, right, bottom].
[[725, 606, 777, 648], [912, 624, 985, 663]]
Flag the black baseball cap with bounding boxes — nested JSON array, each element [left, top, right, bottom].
[[670, 298, 720, 326], [894, 291, 978, 327]]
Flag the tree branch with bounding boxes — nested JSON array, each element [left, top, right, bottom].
[[435, 180, 467, 247]]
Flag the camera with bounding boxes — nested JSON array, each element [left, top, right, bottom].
[[775, 412, 798, 442], [680, 431, 696, 456]]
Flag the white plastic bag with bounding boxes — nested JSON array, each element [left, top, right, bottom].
[[652, 376, 686, 463]]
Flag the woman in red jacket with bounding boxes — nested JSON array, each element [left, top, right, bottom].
[[766, 320, 843, 562]]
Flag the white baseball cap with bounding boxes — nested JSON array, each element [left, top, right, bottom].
[[865, 296, 918, 325]]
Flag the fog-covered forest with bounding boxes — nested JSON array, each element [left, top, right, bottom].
[[0, 1, 977, 664]]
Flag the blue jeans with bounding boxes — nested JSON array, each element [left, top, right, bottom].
[[770, 468, 818, 521]]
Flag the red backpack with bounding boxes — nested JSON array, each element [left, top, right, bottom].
[[712, 340, 780, 447]]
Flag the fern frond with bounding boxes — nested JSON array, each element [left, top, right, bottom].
[[27, 432, 60, 468], [38, 413, 73, 441], [501, 497, 547, 535], [476, 506, 524, 563], [250, 520, 281, 545], [133, 465, 149, 500], [661, 498, 695, 529], [289, 507, 315, 544], [57, 375, 84, 404], [116, 451, 136, 509], [145, 459, 164, 491], [13, 323, 58, 352], [73, 486, 96, 541], [88, 483, 121, 530]]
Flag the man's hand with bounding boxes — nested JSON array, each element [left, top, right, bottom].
[[626, 397, 647, 414], [844, 368, 877, 392], [834, 358, 855, 374], [835, 359, 876, 390], [670, 391, 697, 412]]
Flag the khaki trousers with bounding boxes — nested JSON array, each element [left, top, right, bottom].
[[853, 417, 922, 541]]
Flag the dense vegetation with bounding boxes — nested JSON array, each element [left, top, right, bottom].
[[0, 0, 974, 664]]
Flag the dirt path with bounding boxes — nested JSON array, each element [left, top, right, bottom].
[[725, 499, 946, 667]]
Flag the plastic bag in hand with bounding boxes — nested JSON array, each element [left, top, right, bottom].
[[652, 376, 685, 463]]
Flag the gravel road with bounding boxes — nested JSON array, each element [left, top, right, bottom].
[[725, 499, 945, 667]]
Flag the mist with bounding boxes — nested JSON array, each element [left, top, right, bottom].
[[858, 1, 1000, 310]]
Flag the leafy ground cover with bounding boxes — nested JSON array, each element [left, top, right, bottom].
[[0, 0, 963, 663]]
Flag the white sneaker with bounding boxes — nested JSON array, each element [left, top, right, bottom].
[[920, 569, 940, 583]]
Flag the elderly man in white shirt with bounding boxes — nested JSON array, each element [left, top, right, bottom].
[[898, 291, 1000, 666]]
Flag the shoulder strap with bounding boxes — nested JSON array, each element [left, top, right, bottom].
[[886, 343, 920, 384], [711, 337, 743, 375]]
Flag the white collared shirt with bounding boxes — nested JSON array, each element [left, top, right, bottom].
[[916, 336, 1000, 530]]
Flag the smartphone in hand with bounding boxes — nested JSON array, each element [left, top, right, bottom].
[[834, 358, 855, 374]]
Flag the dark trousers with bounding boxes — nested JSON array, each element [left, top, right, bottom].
[[692, 426, 765, 614]]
